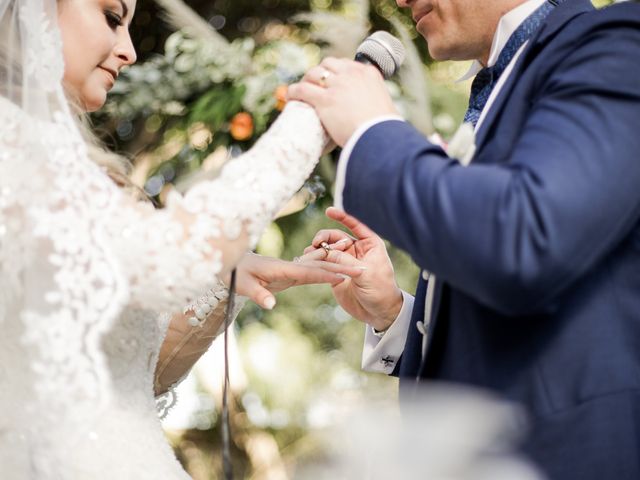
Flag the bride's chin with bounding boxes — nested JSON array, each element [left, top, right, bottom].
[[82, 90, 107, 112], [63, 83, 106, 113]]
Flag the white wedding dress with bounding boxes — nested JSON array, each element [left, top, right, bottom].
[[0, 0, 326, 477]]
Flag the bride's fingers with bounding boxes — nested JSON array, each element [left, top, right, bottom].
[[297, 248, 327, 262], [241, 264, 345, 309], [281, 262, 355, 287], [301, 259, 365, 277], [304, 249, 366, 268], [241, 277, 277, 310]]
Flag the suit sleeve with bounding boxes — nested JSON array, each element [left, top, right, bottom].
[[341, 23, 640, 315]]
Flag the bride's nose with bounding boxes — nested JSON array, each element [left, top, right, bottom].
[[114, 31, 137, 66]]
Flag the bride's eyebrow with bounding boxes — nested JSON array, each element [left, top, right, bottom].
[[116, 0, 128, 19]]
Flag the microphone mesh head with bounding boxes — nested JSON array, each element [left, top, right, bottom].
[[356, 31, 406, 79]]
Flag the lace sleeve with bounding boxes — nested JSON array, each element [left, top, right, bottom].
[[106, 101, 326, 312]]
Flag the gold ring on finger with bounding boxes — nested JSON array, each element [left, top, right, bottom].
[[319, 69, 331, 88]]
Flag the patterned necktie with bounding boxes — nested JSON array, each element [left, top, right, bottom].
[[463, 0, 558, 127]]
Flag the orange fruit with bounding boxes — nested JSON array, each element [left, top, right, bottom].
[[230, 112, 254, 141], [274, 84, 288, 111]]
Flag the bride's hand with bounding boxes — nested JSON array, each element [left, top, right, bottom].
[[230, 252, 364, 310]]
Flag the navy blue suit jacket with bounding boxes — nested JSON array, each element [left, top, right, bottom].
[[341, 1, 640, 478]]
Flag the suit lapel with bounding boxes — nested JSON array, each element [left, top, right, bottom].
[[474, 0, 594, 152]]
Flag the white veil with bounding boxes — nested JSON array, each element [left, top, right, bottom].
[[0, 0, 70, 124], [0, 2, 132, 475]]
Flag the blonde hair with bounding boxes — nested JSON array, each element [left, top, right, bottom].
[[2, 0, 147, 200], [74, 107, 148, 200]]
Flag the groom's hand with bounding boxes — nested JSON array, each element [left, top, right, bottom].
[[301, 207, 403, 332], [286, 58, 398, 147]]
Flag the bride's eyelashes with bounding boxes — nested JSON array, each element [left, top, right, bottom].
[[104, 10, 123, 29], [103, 0, 128, 30]]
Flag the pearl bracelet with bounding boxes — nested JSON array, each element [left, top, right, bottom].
[[183, 284, 229, 327]]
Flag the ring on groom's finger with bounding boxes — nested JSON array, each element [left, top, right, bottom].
[[319, 69, 331, 87]]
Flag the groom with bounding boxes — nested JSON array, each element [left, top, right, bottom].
[[288, 0, 640, 478]]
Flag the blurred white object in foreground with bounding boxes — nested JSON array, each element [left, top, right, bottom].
[[298, 383, 545, 480]]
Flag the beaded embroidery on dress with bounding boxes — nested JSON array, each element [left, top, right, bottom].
[[0, 0, 326, 477]]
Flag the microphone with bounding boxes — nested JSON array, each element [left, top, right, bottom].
[[354, 31, 406, 79]]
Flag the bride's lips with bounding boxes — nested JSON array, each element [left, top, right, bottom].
[[98, 66, 118, 84]]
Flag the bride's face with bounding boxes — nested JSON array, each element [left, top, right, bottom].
[[57, 0, 137, 112]]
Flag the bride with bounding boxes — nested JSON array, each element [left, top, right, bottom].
[[0, 0, 358, 478]]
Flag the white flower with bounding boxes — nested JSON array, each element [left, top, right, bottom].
[[447, 122, 477, 166]]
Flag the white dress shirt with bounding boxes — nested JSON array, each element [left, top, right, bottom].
[[332, 0, 547, 374]]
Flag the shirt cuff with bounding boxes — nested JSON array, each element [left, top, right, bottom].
[[334, 115, 405, 210], [361, 290, 414, 374]]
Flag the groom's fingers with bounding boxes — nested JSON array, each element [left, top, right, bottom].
[[310, 230, 356, 249], [325, 207, 377, 240], [320, 57, 351, 74], [302, 65, 336, 88]]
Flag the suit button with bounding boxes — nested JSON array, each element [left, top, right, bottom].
[[422, 270, 430, 281]]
